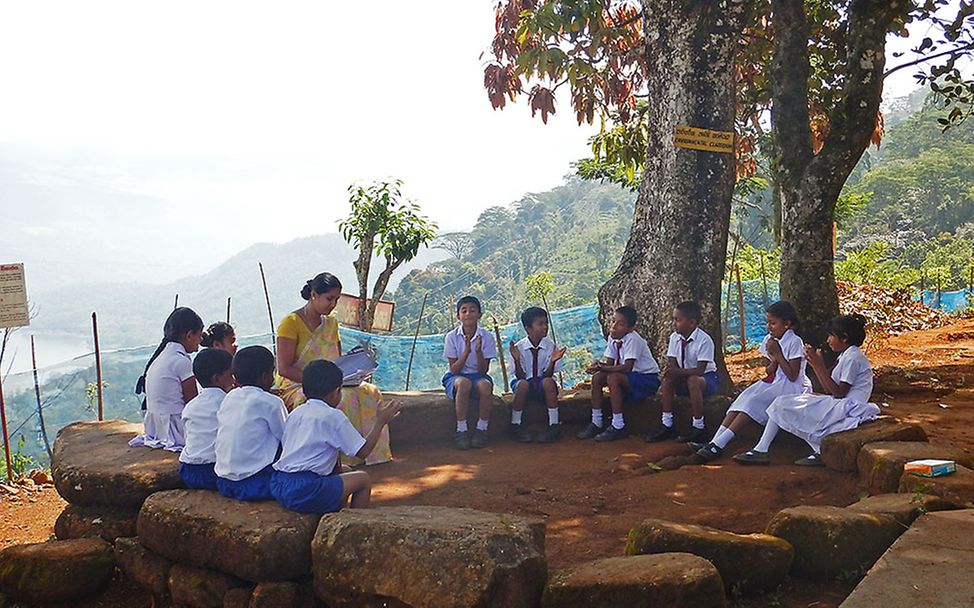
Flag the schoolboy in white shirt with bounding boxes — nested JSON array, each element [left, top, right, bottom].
[[578, 306, 661, 442], [178, 348, 234, 490], [442, 295, 497, 450], [508, 307, 566, 443], [646, 301, 720, 444], [214, 346, 287, 502], [270, 360, 402, 513]]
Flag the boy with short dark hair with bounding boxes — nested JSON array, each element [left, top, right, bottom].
[[270, 360, 402, 512], [214, 345, 288, 501], [646, 301, 720, 444], [442, 296, 497, 450], [178, 348, 234, 490], [508, 306, 566, 443], [578, 305, 660, 442]]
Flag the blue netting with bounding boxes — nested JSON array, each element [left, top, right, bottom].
[[920, 289, 973, 313]]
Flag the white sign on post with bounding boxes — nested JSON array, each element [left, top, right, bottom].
[[0, 263, 29, 328]]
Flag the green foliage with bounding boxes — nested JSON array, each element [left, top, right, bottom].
[[733, 244, 781, 282], [2, 435, 37, 479], [524, 271, 554, 302], [339, 180, 438, 266], [85, 381, 109, 414], [835, 242, 920, 290]]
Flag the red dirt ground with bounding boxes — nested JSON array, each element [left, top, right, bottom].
[[3, 317, 972, 607]]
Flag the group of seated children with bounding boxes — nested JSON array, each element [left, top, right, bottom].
[[132, 306, 401, 514], [441, 295, 878, 466]]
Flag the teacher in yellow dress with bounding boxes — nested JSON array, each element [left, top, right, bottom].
[[275, 272, 392, 465]]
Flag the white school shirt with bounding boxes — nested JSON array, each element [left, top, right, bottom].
[[831, 345, 873, 404], [214, 386, 288, 481], [273, 399, 367, 477], [179, 387, 226, 465], [666, 328, 717, 374], [603, 330, 660, 374], [759, 329, 811, 389], [513, 336, 565, 379], [443, 325, 497, 375], [145, 342, 194, 416]]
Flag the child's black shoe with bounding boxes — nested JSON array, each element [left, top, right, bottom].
[[733, 450, 770, 465], [454, 431, 471, 450], [536, 424, 560, 443], [677, 427, 707, 443], [510, 424, 533, 443], [576, 423, 603, 440], [594, 425, 628, 442], [644, 425, 677, 443], [471, 429, 489, 449], [687, 441, 708, 452], [695, 442, 722, 462]]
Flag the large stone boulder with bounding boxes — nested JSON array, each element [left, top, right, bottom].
[[138, 489, 321, 582], [386, 391, 507, 448], [857, 441, 974, 494], [820, 417, 927, 472], [625, 518, 793, 594], [54, 503, 139, 542], [898, 464, 974, 506], [250, 581, 315, 608], [0, 538, 114, 604], [765, 506, 903, 580], [846, 493, 958, 527], [52, 419, 183, 507], [543, 553, 726, 608], [114, 536, 173, 597], [168, 563, 246, 608], [312, 506, 546, 608]]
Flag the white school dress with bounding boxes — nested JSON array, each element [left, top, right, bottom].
[[727, 329, 811, 425], [766, 345, 878, 449], [179, 387, 226, 466], [129, 342, 193, 451]]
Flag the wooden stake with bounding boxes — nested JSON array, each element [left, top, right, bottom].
[[404, 292, 429, 391], [173, 294, 179, 310], [736, 265, 746, 352], [30, 336, 52, 461], [259, 263, 276, 355], [0, 357, 11, 481], [540, 295, 563, 388], [920, 274, 925, 302], [92, 312, 104, 421], [723, 232, 741, 351], [490, 315, 510, 395], [759, 252, 769, 308], [226, 297, 232, 323], [937, 270, 942, 309]]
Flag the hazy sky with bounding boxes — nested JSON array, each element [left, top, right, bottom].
[[0, 1, 944, 293]]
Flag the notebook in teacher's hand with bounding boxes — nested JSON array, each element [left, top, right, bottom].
[[335, 347, 377, 386]]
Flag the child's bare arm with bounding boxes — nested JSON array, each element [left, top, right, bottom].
[[544, 347, 567, 377], [355, 401, 402, 459], [509, 341, 526, 379], [598, 359, 635, 374]]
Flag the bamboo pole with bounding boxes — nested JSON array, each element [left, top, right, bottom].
[[173, 294, 179, 310], [259, 263, 276, 355], [404, 292, 429, 391], [540, 294, 564, 388], [723, 232, 741, 352], [736, 265, 746, 352], [0, 359, 11, 481], [937, 270, 942, 309], [490, 315, 510, 395], [759, 252, 769, 308], [226, 297, 232, 323], [30, 336, 52, 461], [920, 274, 926, 303], [92, 312, 104, 421]]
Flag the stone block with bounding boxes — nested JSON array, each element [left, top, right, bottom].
[[55, 503, 139, 542], [113, 536, 173, 596], [898, 464, 974, 506], [168, 563, 246, 608], [846, 493, 959, 527], [0, 538, 114, 604], [857, 441, 974, 494], [821, 417, 927, 472]]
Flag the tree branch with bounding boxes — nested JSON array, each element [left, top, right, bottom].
[[883, 39, 974, 79]]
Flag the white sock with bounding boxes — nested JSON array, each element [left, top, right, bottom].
[[612, 412, 625, 430], [712, 428, 735, 449], [806, 439, 821, 454], [457, 420, 468, 433], [754, 420, 780, 453], [548, 408, 559, 425], [661, 411, 674, 428], [476, 419, 489, 432], [511, 409, 523, 425], [591, 409, 604, 428], [692, 416, 705, 430], [716, 425, 729, 437]]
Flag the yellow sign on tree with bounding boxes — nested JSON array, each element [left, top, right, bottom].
[[673, 125, 735, 153]]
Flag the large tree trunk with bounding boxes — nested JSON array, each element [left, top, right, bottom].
[[598, 0, 747, 382]]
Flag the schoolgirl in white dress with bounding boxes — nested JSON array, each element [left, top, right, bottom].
[[129, 307, 204, 451], [695, 301, 811, 461], [734, 313, 878, 466]]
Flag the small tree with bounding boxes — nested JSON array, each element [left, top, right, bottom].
[[432, 232, 473, 259], [339, 179, 438, 332]]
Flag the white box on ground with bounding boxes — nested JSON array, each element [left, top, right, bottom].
[[0, 263, 29, 328]]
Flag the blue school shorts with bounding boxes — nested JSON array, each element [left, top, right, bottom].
[[675, 371, 720, 397], [442, 372, 493, 401], [270, 470, 345, 514], [178, 462, 218, 491], [626, 372, 661, 401], [510, 377, 557, 401], [216, 465, 274, 502]]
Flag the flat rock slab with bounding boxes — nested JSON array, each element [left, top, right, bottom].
[[899, 464, 974, 506], [0, 538, 114, 604], [168, 563, 246, 608], [55, 503, 139, 542], [52, 419, 183, 508], [250, 581, 315, 608], [138, 489, 321, 582], [847, 493, 959, 527], [821, 417, 927, 472], [386, 391, 507, 448], [114, 536, 173, 596], [312, 505, 547, 608], [765, 505, 904, 580], [858, 441, 974, 495], [626, 518, 793, 594], [841, 510, 974, 607], [543, 553, 726, 608]]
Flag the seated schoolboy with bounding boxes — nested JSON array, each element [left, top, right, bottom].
[[442, 296, 497, 451], [646, 301, 720, 444], [271, 360, 402, 513], [214, 345, 288, 501], [578, 306, 661, 442], [178, 348, 234, 490], [508, 306, 567, 443]]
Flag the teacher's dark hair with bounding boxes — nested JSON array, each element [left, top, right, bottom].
[[301, 272, 342, 300]]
